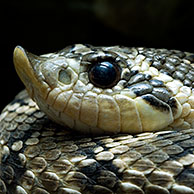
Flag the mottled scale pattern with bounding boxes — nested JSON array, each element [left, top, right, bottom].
[[1, 45, 194, 194], [0, 91, 194, 194]]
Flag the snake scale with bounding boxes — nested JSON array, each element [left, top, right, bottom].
[[0, 44, 194, 194]]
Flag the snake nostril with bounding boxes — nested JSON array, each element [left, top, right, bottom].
[[58, 69, 71, 85]]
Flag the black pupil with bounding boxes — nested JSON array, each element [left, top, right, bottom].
[[89, 61, 120, 88]]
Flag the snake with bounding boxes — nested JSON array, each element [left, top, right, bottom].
[[0, 44, 194, 194]]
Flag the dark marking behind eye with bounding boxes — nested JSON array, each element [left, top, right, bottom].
[[128, 83, 153, 96], [142, 94, 170, 112], [168, 97, 180, 118], [152, 87, 171, 103], [128, 73, 151, 85], [168, 97, 178, 109], [122, 70, 138, 81]]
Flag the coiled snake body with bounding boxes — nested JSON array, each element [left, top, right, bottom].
[[0, 44, 194, 194]]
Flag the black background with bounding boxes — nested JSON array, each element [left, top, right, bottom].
[[1, 0, 194, 111]]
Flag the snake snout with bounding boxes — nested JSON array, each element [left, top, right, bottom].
[[13, 46, 35, 98], [13, 46, 50, 100]]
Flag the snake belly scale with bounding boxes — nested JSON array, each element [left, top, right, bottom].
[[0, 44, 194, 194]]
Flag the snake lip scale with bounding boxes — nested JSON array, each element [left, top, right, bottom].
[[0, 44, 194, 193]]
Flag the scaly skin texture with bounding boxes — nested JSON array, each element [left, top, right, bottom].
[[0, 44, 194, 193], [13, 45, 194, 134]]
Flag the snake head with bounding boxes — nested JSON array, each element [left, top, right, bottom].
[[13, 44, 194, 134]]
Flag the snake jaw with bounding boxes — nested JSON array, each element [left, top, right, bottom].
[[13, 46, 50, 100]]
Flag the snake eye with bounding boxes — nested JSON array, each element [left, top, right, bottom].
[[88, 60, 121, 88]]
